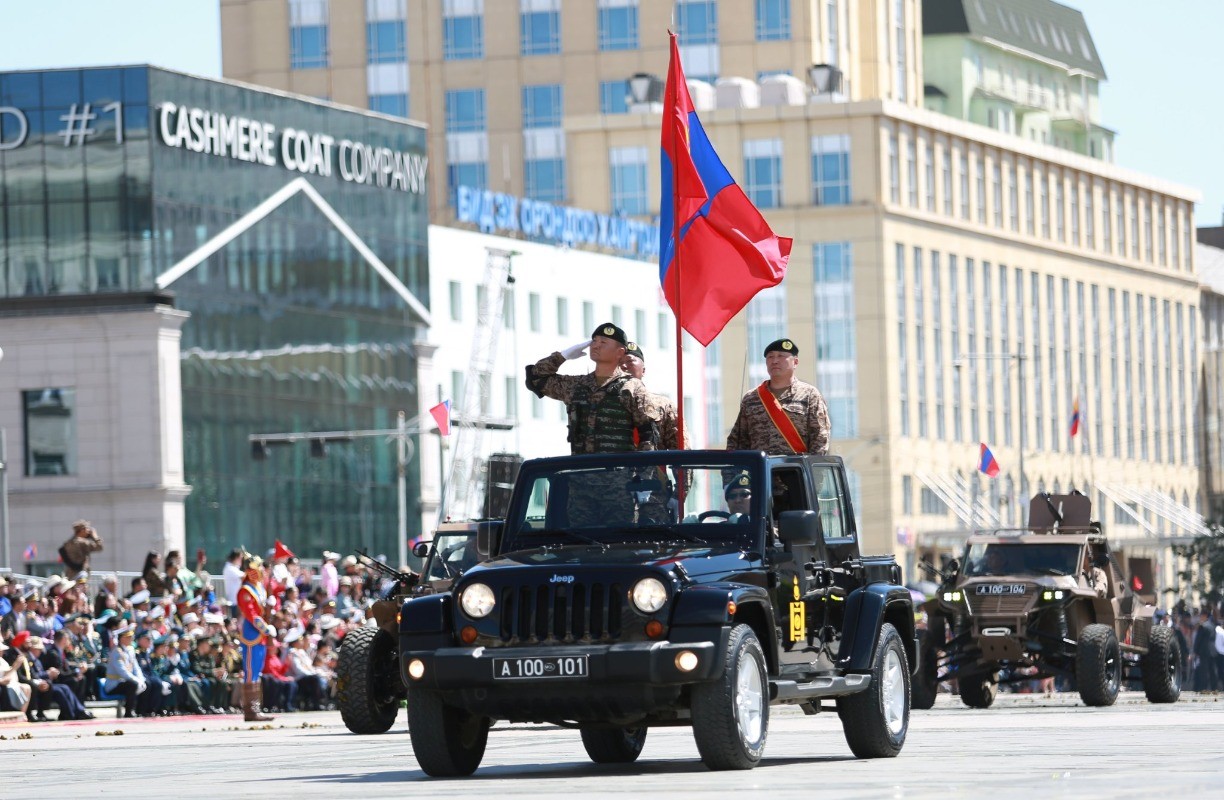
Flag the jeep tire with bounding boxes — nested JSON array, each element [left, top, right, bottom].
[[690, 623, 769, 770], [1141, 625, 1181, 704], [580, 726, 648, 763], [957, 675, 997, 709], [837, 622, 909, 758], [336, 626, 402, 734], [911, 615, 945, 711], [1076, 623, 1121, 707], [407, 687, 491, 777]]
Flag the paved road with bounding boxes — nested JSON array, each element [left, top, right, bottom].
[[4, 692, 1221, 798]]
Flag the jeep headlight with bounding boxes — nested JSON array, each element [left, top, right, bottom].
[[460, 583, 496, 618], [941, 590, 963, 603], [631, 577, 668, 614], [1041, 589, 1065, 602]]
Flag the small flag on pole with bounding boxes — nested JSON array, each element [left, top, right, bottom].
[[430, 400, 452, 436], [1069, 396, 1081, 438], [978, 443, 1001, 478], [22, 543, 37, 562]]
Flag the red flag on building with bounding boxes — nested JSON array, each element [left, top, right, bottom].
[[658, 33, 792, 346], [430, 399, 452, 436]]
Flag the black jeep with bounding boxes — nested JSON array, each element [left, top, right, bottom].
[[398, 450, 915, 775]]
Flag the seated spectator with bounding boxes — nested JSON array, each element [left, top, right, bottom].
[[285, 630, 325, 710], [42, 629, 88, 701], [11, 631, 93, 721], [104, 624, 145, 718], [0, 639, 32, 715], [262, 640, 297, 713]]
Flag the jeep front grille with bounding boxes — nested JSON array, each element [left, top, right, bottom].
[[967, 593, 1032, 616], [497, 582, 624, 644]]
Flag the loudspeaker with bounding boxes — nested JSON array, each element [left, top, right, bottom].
[[484, 452, 523, 519]]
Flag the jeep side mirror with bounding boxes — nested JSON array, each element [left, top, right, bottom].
[[778, 510, 820, 545], [946, 558, 960, 576], [477, 520, 503, 558], [412, 541, 431, 559]]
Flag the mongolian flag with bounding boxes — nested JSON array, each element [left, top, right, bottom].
[[22, 543, 37, 562], [978, 443, 1001, 478], [659, 33, 792, 346], [430, 399, 452, 436], [1069, 397, 1081, 438]]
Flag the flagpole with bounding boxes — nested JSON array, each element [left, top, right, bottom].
[[671, 33, 686, 460]]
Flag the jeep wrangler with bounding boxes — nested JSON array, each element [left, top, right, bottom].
[[913, 491, 1181, 709], [397, 450, 915, 775]]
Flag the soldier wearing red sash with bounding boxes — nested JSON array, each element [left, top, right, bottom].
[[236, 554, 276, 721], [726, 338, 830, 456]]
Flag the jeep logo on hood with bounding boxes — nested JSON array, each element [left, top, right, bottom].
[[549, 574, 575, 584]]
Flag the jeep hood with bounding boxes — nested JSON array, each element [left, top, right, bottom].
[[471, 543, 759, 581]]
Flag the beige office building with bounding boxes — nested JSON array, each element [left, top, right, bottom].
[[221, 0, 1209, 596]]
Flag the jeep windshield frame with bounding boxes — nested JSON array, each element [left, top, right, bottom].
[[499, 450, 768, 554], [961, 541, 1084, 578]]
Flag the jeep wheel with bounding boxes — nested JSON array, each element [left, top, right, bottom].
[[690, 623, 769, 770], [1141, 625, 1181, 704], [580, 726, 648, 763], [837, 622, 909, 758], [336, 626, 403, 734], [912, 615, 945, 711], [957, 676, 997, 709], [407, 687, 490, 777], [1076, 623, 1121, 707]]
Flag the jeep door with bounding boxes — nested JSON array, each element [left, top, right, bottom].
[[768, 463, 824, 666]]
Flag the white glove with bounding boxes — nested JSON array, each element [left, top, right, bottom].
[[266, 625, 278, 638], [561, 339, 592, 360]]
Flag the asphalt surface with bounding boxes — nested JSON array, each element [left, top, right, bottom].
[[2, 691, 1221, 798]]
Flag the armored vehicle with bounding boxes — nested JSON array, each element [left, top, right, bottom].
[[397, 450, 915, 775], [336, 527, 482, 734], [913, 492, 1180, 709]]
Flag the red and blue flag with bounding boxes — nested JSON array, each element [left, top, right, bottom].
[[978, 443, 1000, 478], [22, 543, 37, 562], [430, 399, 452, 437], [1069, 396, 1081, 438], [659, 33, 792, 346]]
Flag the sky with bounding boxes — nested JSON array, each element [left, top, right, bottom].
[[1, 0, 1222, 225]]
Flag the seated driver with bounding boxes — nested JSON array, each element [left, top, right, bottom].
[[725, 472, 752, 523]]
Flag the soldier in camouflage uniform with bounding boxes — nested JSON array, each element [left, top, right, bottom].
[[526, 323, 663, 526], [621, 342, 689, 451], [726, 337, 831, 455]]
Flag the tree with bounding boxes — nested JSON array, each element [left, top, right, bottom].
[[1171, 520, 1224, 607]]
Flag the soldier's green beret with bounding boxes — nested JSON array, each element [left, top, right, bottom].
[[591, 322, 628, 347], [763, 338, 798, 357], [625, 341, 645, 362]]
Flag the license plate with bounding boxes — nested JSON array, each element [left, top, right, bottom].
[[492, 655, 589, 680], [975, 584, 1026, 595]]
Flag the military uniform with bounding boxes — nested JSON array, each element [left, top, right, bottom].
[[726, 339, 831, 455], [525, 324, 662, 454]]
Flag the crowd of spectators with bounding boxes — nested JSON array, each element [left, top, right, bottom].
[[1, 528, 394, 722]]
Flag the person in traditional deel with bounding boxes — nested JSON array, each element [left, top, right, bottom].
[[726, 338, 831, 456], [236, 553, 277, 721], [524, 322, 662, 454]]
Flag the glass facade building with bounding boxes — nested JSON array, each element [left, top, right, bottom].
[[0, 66, 430, 563]]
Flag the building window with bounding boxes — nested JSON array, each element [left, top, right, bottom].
[[556, 297, 569, 335], [744, 139, 783, 209], [600, 80, 628, 114], [905, 135, 917, 207], [445, 88, 485, 133], [634, 309, 647, 346], [1085, 185, 1094, 248], [1039, 169, 1049, 238], [290, 0, 330, 69], [521, 0, 561, 56], [528, 292, 542, 332], [920, 488, 946, 515], [825, 0, 841, 65], [658, 312, 670, 350], [755, 0, 790, 40], [902, 475, 913, 515], [814, 242, 857, 439], [941, 143, 952, 216], [582, 301, 595, 334], [959, 151, 969, 220], [746, 284, 789, 386], [992, 161, 1002, 227], [611, 304, 624, 327], [505, 376, 518, 418], [811, 134, 850, 206], [888, 133, 900, 204], [523, 84, 565, 201], [446, 88, 487, 200], [448, 281, 462, 321], [894, 0, 907, 101], [975, 153, 986, 224], [897, 243, 908, 437], [525, 159, 565, 202], [925, 142, 936, 212], [443, 0, 484, 60], [1102, 190, 1112, 253], [1070, 180, 1080, 246], [366, 19, 406, 64], [368, 93, 408, 117], [677, 0, 718, 45], [610, 146, 649, 216], [598, 0, 638, 51], [1055, 171, 1065, 242], [522, 84, 561, 128], [1009, 163, 1019, 231], [23, 388, 77, 476]]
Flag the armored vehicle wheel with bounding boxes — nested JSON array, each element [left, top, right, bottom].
[[1076, 623, 1121, 707], [690, 623, 769, 770], [911, 616, 945, 711], [837, 623, 909, 758], [580, 726, 648, 763], [407, 687, 490, 777], [957, 676, 997, 709], [1141, 625, 1181, 704], [336, 626, 402, 734]]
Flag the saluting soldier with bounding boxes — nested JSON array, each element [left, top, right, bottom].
[[525, 322, 662, 454], [726, 338, 830, 456]]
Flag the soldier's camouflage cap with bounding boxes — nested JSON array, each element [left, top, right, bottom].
[[764, 338, 798, 357], [591, 322, 628, 347], [624, 341, 645, 362]]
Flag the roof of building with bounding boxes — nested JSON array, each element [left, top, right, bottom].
[[1195, 236, 1224, 295], [923, 0, 1106, 79]]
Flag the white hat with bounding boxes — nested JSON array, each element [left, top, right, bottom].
[[134, 610, 149, 621], [129, 589, 151, 605], [147, 606, 165, 620], [202, 612, 225, 625], [181, 612, 200, 625], [322, 550, 340, 561], [317, 614, 342, 631], [43, 575, 66, 593], [283, 628, 304, 644]]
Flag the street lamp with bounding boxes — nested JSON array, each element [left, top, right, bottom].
[[807, 63, 844, 96], [953, 342, 1028, 499], [627, 73, 664, 112]]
